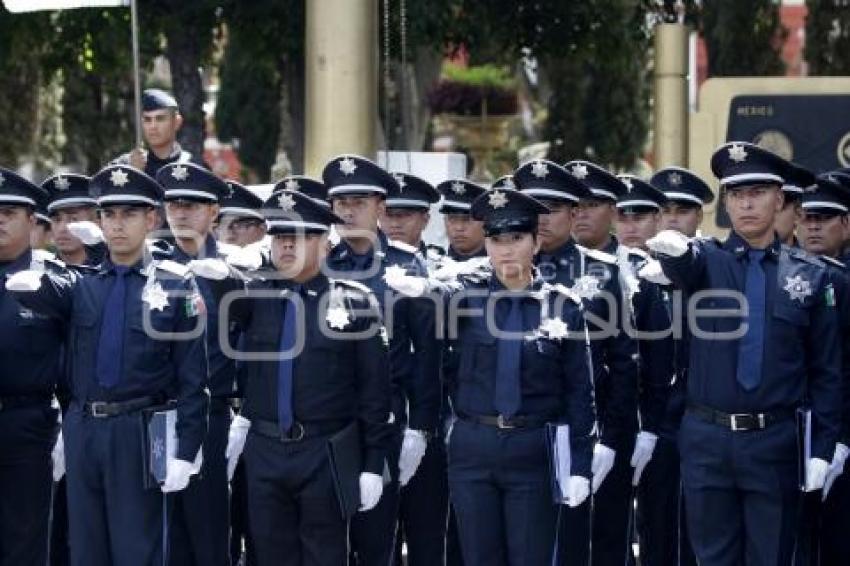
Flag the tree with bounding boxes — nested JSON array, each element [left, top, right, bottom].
[[804, 0, 850, 75], [700, 0, 785, 77]]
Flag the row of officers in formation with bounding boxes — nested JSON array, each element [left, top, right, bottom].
[[0, 92, 849, 566]]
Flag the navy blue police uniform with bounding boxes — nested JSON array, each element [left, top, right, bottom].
[[655, 142, 842, 566], [274, 175, 331, 209], [323, 155, 442, 566], [0, 169, 65, 566], [155, 162, 240, 566], [223, 189, 392, 566], [9, 165, 209, 566], [436, 179, 487, 263]]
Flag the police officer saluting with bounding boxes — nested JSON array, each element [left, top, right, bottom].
[[435, 179, 488, 262], [0, 168, 65, 566], [6, 165, 209, 566], [648, 142, 841, 566], [194, 189, 392, 566], [380, 172, 443, 261], [217, 180, 267, 247], [42, 173, 106, 267]]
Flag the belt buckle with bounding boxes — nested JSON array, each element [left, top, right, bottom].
[[281, 422, 305, 442], [729, 413, 750, 431], [496, 415, 516, 430], [90, 402, 109, 418]]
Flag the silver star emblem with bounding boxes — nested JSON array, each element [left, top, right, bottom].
[[489, 190, 508, 209], [539, 316, 569, 340], [531, 160, 549, 179], [570, 164, 589, 179], [142, 282, 169, 312], [339, 157, 357, 176], [451, 181, 466, 195], [55, 175, 71, 191], [284, 178, 300, 191], [783, 275, 812, 303], [729, 143, 748, 163], [277, 192, 297, 211], [668, 172, 682, 186], [326, 306, 351, 330], [110, 168, 129, 187], [622, 177, 634, 191], [171, 165, 189, 181], [571, 275, 602, 299]]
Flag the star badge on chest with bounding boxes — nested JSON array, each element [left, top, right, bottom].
[[326, 306, 350, 330], [783, 274, 811, 303], [143, 281, 170, 312]]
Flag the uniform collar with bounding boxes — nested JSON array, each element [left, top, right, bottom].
[[148, 142, 184, 164], [0, 248, 34, 273], [488, 272, 545, 295], [723, 231, 782, 259], [331, 228, 389, 264], [172, 233, 218, 262], [279, 272, 329, 295]]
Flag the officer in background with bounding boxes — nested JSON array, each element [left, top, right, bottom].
[[156, 161, 238, 566], [31, 201, 53, 250], [435, 179, 487, 262], [636, 166, 715, 566], [275, 175, 332, 209], [648, 142, 841, 566], [324, 155, 441, 566], [775, 162, 814, 248], [42, 173, 105, 267], [6, 164, 209, 566], [380, 172, 443, 262], [113, 89, 204, 178], [0, 168, 64, 566], [796, 173, 850, 566], [199, 189, 392, 566], [217, 180, 267, 247], [385, 186, 595, 565]]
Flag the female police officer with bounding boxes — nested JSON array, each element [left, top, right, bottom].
[[385, 187, 595, 566]]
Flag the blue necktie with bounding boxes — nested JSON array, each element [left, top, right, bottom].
[[277, 287, 300, 434], [95, 265, 130, 388], [737, 250, 766, 391], [494, 296, 523, 417]]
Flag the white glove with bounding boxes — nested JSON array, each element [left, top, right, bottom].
[[591, 443, 617, 493], [358, 472, 384, 512], [805, 457, 830, 492], [383, 265, 427, 297], [565, 476, 590, 508], [398, 429, 428, 486], [67, 221, 104, 245], [630, 431, 658, 486], [161, 458, 195, 493], [52, 432, 65, 482], [5, 269, 44, 291], [226, 415, 251, 481], [823, 443, 849, 499], [187, 258, 230, 281], [637, 259, 671, 286], [226, 244, 264, 271], [646, 230, 690, 258]]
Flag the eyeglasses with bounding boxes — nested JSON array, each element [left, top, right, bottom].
[[224, 219, 264, 232]]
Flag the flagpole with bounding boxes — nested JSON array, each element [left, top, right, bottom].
[[130, 0, 142, 148]]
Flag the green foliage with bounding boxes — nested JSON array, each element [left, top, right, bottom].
[[805, 0, 850, 75], [441, 63, 515, 89], [700, 0, 785, 77]]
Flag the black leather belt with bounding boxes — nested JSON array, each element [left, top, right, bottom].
[[457, 412, 552, 430], [0, 394, 52, 411], [84, 396, 160, 418], [687, 403, 795, 432], [251, 418, 350, 443]]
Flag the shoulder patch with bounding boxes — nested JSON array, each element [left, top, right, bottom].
[[387, 239, 418, 255], [577, 245, 617, 264], [155, 259, 190, 278]]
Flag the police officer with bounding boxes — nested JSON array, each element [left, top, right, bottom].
[[42, 173, 106, 267], [530, 159, 638, 566], [200, 189, 392, 566], [775, 162, 814, 248], [323, 155, 441, 566], [385, 186, 595, 565], [435, 179, 487, 262], [0, 168, 64, 566], [218, 180, 267, 247], [113, 89, 204, 178], [648, 142, 841, 566], [635, 166, 715, 566], [6, 164, 209, 566], [31, 200, 53, 250], [275, 175, 332, 209], [796, 173, 850, 566], [156, 161, 238, 566], [380, 172, 443, 260]]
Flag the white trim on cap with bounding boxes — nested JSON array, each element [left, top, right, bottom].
[[802, 201, 849, 213], [219, 206, 264, 220], [97, 195, 159, 207], [327, 184, 387, 196], [616, 199, 661, 210], [781, 184, 804, 194], [385, 198, 431, 208], [440, 200, 472, 210], [47, 196, 98, 212], [522, 188, 579, 202], [721, 172, 784, 187], [164, 189, 218, 201], [663, 191, 704, 205], [36, 213, 51, 223], [588, 188, 617, 201], [265, 220, 330, 232], [0, 195, 37, 206]]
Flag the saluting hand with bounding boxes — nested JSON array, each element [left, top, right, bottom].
[[647, 230, 691, 258]]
